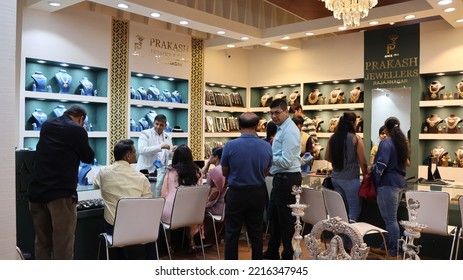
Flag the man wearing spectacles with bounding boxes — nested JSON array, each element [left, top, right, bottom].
[[263, 99, 302, 260]]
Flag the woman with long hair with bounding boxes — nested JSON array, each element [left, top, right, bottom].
[[161, 144, 202, 251], [371, 117, 409, 258], [325, 112, 368, 222]]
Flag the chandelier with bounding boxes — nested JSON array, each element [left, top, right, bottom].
[[321, 0, 378, 27]]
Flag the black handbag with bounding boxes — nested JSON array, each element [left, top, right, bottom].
[[322, 176, 334, 190]]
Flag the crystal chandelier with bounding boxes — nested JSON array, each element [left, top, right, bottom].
[[321, 0, 378, 27]]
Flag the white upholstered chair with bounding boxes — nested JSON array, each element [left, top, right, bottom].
[[322, 187, 389, 257], [98, 197, 165, 260], [455, 195, 463, 259], [405, 190, 458, 260], [300, 187, 328, 234], [161, 185, 210, 260]]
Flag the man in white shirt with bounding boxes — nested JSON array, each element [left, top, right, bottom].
[[94, 139, 154, 259], [136, 114, 175, 175]]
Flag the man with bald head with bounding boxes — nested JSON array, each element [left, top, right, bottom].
[[221, 112, 273, 260]]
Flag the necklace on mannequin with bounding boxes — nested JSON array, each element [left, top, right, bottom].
[[428, 81, 445, 100], [308, 89, 321, 105], [426, 114, 443, 127], [457, 80, 463, 99], [58, 71, 70, 88], [329, 88, 344, 104], [349, 87, 362, 103]]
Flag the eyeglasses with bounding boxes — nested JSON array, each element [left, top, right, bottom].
[[269, 110, 284, 116]]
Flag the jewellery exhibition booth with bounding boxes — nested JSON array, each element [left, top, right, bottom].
[[15, 5, 463, 259]]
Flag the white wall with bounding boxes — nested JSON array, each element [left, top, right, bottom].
[[0, 1, 18, 259], [204, 47, 250, 87]]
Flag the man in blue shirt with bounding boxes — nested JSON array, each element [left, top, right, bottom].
[[221, 112, 273, 260], [263, 99, 302, 260]]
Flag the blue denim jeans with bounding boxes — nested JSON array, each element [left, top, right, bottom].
[[331, 178, 362, 222], [376, 185, 402, 256]]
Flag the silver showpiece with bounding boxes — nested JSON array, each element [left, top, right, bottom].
[[288, 185, 307, 260], [399, 198, 428, 260]]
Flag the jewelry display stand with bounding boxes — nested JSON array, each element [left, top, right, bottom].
[[79, 77, 94, 96], [145, 110, 157, 126], [31, 71, 48, 92], [171, 90, 183, 103], [398, 198, 427, 260], [288, 185, 307, 260], [130, 86, 141, 100], [53, 105, 66, 117], [55, 69, 72, 94], [139, 117, 149, 130], [31, 109, 47, 130]]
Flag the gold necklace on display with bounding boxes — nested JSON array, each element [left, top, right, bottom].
[[457, 80, 463, 99], [261, 93, 272, 107], [445, 115, 461, 129], [432, 146, 446, 158], [426, 116, 442, 127], [428, 81, 444, 100], [455, 147, 463, 159], [308, 90, 320, 105], [350, 87, 361, 103]]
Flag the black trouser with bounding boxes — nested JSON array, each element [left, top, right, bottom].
[[265, 172, 302, 260], [224, 185, 266, 260]]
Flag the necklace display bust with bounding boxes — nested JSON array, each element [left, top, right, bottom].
[[31, 71, 48, 92], [130, 118, 137, 132], [137, 87, 148, 100], [171, 90, 183, 103], [307, 89, 322, 105], [146, 110, 157, 126], [139, 117, 149, 130], [428, 81, 445, 100], [260, 93, 273, 107], [53, 105, 66, 117], [163, 89, 173, 102], [349, 86, 362, 103], [444, 114, 462, 133], [130, 86, 141, 100], [457, 80, 463, 99], [426, 114, 443, 133], [328, 115, 340, 132], [329, 88, 344, 104], [313, 116, 324, 132], [79, 77, 93, 96], [31, 109, 47, 130], [289, 90, 300, 105], [55, 69, 72, 94], [431, 145, 448, 166]]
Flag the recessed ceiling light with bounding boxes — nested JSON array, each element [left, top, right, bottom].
[[389, 22, 395, 25], [153, 76, 160, 79], [333, 81, 339, 84], [117, 3, 129, 9], [150, 12, 161, 18], [37, 60, 46, 64], [436, 73, 445, 76], [317, 82, 324, 85], [281, 36, 290, 40], [444, 7, 455, 12], [136, 73, 143, 77], [438, 0, 452, 5], [276, 85, 282, 88], [350, 79, 357, 82], [369, 21, 379, 25], [263, 86, 269, 89], [305, 32, 314, 36], [179, 20, 188, 25], [60, 63, 69, 67], [264, 42, 271, 46], [209, 83, 215, 86], [221, 85, 226, 88], [290, 84, 296, 87], [457, 19, 463, 23], [227, 44, 235, 48], [338, 26, 347, 31], [281, 46, 289, 50], [405, 15, 416, 20], [48, 2, 61, 7], [82, 66, 90, 70], [168, 78, 175, 81], [231, 86, 237, 89], [241, 36, 249, 40], [217, 31, 225, 35]]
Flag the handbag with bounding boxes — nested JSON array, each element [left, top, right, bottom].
[[322, 176, 334, 190], [359, 174, 376, 200]]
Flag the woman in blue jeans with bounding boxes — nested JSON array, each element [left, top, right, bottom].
[[371, 117, 408, 257], [326, 112, 368, 223]]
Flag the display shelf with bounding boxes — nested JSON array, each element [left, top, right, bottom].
[[419, 134, 463, 140], [250, 84, 301, 109], [303, 80, 364, 107], [129, 132, 189, 138], [24, 91, 108, 103], [24, 131, 107, 138], [205, 83, 246, 108], [131, 99, 189, 110], [302, 103, 363, 111], [204, 105, 247, 113], [420, 100, 463, 107]]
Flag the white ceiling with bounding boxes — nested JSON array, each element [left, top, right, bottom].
[[26, 0, 463, 51]]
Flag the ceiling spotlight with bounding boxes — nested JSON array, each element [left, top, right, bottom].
[[168, 78, 175, 81], [438, 0, 453, 5], [436, 73, 445, 76], [150, 12, 161, 18], [338, 26, 347, 31], [60, 63, 69, 67], [117, 3, 129, 9], [136, 73, 143, 77], [264, 42, 271, 46], [404, 15, 416, 20], [281, 36, 290, 40], [48, 2, 61, 7], [281, 46, 289, 50], [82, 66, 90, 70], [305, 32, 314, 36], [179, 20, 189, 25], [317, 82, 324, 85], [37, 60, 46, 64], [231, 86, 237, 89], [457, 19, 463, 23], [209, 83, 215, 86], [227, 44, 235, 48], [444, 7, 455, 12], [217, 31, 226, 35], [241, 36, 249, 40], [221, 85, 226, 88], [350, 79, 357, 82], [153, 76, 160, 79], [369, 21, 379, 25]]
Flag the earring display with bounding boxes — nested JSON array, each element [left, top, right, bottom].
[[79, 77, 94, 96], [53, 105, 66, 117], [130, 118, 137, 131], [355, 116, 364, 133], [55, 69, 73, 94], [31, 109, 47, 130], [428, 81, 445, 100], [31, 71, 48, 92], [163, 89, 172, 102], [312, 143, 324, 160]]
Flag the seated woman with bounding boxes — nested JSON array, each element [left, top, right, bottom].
[[201, 147, 227, 245], [161, 144, 202, 251]]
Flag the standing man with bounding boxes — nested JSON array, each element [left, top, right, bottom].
[[221, 112, 272, 260], [28, 105, 95, 259], [263, 99, 302, 260], [94, 139, 155, 259], [137, 114, 175, 195]]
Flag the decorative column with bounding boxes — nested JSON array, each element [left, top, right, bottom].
[[109, 18, 130, 163], [189, 38, 204, 160]]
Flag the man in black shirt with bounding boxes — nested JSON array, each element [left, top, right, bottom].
[[28, 105, 94, 259]]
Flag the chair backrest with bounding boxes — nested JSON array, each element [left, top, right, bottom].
[[459, 196, 463, 232], [322, 187, 349, 222], [300, 187, 327, 226], [112, 197, 165, 248], [168, 185, 210, 229], [405, 190, 450, 236]]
